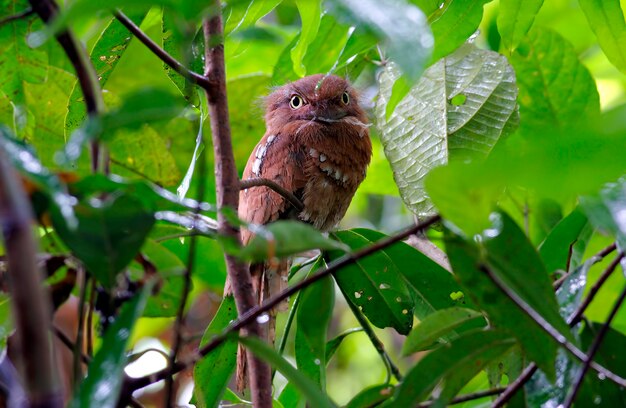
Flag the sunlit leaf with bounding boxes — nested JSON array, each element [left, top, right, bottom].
[[579, 0, 626, 74], [194, 296, 238, 408], [376, 43, 518, 217], [497, 0, 544, 52], [291, 0, 321, 77]]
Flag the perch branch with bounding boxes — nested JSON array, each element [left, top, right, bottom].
[[240, 178, 304, 212], [125, 215, 440, 391], [203, 2, 272, 406], [0, 150, 61, 406]]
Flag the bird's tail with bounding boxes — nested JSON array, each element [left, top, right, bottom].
[[233, 259, 290, 393]]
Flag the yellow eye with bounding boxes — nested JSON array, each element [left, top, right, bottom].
[[341, 91, 350, 104], [289, 95, 304, 109]]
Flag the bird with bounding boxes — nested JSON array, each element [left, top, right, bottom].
[[232, 73, 372, 391]]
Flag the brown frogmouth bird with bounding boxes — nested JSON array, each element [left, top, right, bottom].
[[234, 74, 372, 389]]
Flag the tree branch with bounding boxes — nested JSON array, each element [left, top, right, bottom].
[[240, 178, 304, 212], [417, 387, 506, 407], [124, 215, 440, 391], [564, 283, 626, 407], [28, 0, 105, 172], [113, 10, 212, 89], [0, 150, 61, 406], [480, 264, 626, 387], [202, 2, 272, 406], [0, 7, 33, 26]]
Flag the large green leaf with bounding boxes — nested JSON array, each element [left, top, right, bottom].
[[295, 272, 334, 387], [376, 43, 518, 217], [579, 0, 626, 74], [343, 229, 471, 319], [0, 0, 47, 120], [389, 329, 516, 407], [444, 211, 573, 379], [329, 230, 414, 335], [70, 282, 153, 408], [326, 0, 432, 83], [345, 384, 395, 408], [194, 296, 238, 408], [224, 0, 283, 35], [510, 28, 600, 134], [416, 0, 493, 62], [51, 193, 155, 289], [497, 0, 544, 52], [237, 336, 337, 408], [291, 0, 321, 77], [66, 11, 148, 135]]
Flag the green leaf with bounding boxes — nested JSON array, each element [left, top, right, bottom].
[[423, 0, 493, 62], [296, 271, 334, 387], [444, 211, 573, 379], [0, 294, 13, 350], [237, 221, 349, 262], [376, 43, 518, 217], [194, 296, 238, 408], [344, 229, 471, 319], [291, 0, 322, 77], [325, 328, 362, 362], [71, 282, 153, 408], [237, 336, 337, 408], [402, 307, 484, 355], [224, 0, 283, 35], [538, 207, 589, 274], [581, 180, 626, 250], [579, 0, 626, 74], [390, 329, 516, 407], [345, 384, 395, 408], [0, 0, 47, 121], [329, 230, 414, 335], [51, 193, 155, 289], [66, 11, 148, 135], [326, 0, 432, 83], [497, 0, 544, 52], [510, 28, 600, 134]]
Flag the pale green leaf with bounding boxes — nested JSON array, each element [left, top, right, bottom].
[[497, 0, 544, 52], [579, 0, 626, 74], [291, 0, 321, 77]]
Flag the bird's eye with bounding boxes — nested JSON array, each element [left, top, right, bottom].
[[341, 91, 350, 105], [289, 95, 304, 109]]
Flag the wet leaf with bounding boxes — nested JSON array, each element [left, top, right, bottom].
[[581, 179, 626, 250]]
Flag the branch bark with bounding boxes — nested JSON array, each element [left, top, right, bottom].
[[0, 151, 61, 406], [202, 3, 272, 406]]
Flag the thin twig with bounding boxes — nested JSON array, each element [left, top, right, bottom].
[[203, 2, 272, 406], [0, 7, 34, 25], [87, 278, 95, 357], [568, 253, 624, 325], [52, 326, 91, 365], [492, 363, 538, 407], [164, 121, 208, 405], [417, 387, 506, 407], [564, 283, 626, 407], [240, 178, 304, 211], [480, 264, 626, 387], [125, 216, 441, 391], [552, 242, 617, 289], [113, 10, 211, 89], [73, 271, 89, 389]]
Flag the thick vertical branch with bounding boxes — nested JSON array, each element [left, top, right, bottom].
[[202, 3, 272, 407], [0, 151, 61, 406]]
